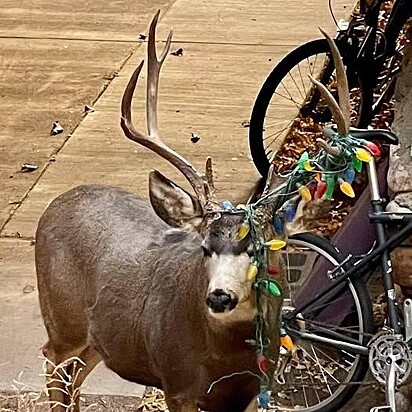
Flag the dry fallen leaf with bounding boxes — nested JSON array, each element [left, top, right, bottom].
[[23, 284, 35, 294], [171, 47, 184, 57], [20, 164, 38, 173], [50, 121, 64, 136]]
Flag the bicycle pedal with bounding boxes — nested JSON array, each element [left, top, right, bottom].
[[370, 407, 392, 412]]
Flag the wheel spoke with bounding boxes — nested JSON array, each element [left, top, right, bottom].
[[311, 346, 334, 395], [275, 81, 303, 109], [263, 122, 293, 145], [310, 54, 319, 77], [297, 62, 307, 97], [287, 70, 306, 102]]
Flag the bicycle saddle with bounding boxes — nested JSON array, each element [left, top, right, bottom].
[[323, 126, 399, 145], [349, 127, 399, 145]]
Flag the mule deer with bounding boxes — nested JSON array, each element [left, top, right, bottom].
[[35, 11, 281, 412]]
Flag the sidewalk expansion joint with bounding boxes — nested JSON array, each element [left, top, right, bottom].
[[0, 35, 293, 48]]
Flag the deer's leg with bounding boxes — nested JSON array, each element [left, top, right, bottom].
[[65, 346, 102, 412], [44, 366, 68, 411], [43, 342, 101, 412], [43, 342, 79, 411]]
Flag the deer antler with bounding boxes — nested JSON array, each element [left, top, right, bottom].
[[308, 28, 351, 136], [120, 11, 212, 209]]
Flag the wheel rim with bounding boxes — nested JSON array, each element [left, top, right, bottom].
[[273, 238, 367, 411]]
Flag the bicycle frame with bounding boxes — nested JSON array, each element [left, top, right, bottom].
[[283, 158, 412, 355]]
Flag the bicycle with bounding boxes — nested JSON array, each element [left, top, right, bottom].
[[272, 158, 412, 411], [249, 0, 412, 178], [247, 30, 412, 412]]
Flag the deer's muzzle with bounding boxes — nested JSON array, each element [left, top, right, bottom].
[[206, 289, 238, 313]]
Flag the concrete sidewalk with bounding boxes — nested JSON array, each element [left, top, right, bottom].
[[0, 0, 350, 397]]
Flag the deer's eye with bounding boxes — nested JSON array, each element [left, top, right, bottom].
[[201, 245, 212, 258]]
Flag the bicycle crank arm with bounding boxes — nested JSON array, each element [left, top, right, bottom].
[[386, 355, 397, 412]]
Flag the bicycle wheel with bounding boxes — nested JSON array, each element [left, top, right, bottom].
[[249, 39, 366, 178], [274, 232, 374, 411]]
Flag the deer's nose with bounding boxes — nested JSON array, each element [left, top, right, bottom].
[[206, 289, 238, 313]]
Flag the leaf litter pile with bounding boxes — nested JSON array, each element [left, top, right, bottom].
[[137, 388, 168, 412]]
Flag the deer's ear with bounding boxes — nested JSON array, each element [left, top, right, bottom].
[[149, 170, 204, 231]]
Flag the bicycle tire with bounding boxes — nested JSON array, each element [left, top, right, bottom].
[[275, 232, 374, 411]]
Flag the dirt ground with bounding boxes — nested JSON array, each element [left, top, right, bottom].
[[0, 392, 140, 411], [0, 383, 388, 412]]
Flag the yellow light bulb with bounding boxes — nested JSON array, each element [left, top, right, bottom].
[[356, 148, 372, 162], [339, 180, 355, 198], [304, 161, 314, 171], [266, 239, 287, 251], [237, 223, 250, 240], [298, 185, 312, 201], [247, 263, 258, 281]]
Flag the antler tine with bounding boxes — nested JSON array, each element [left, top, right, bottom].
[[147, 10, 173, 138], [316, 137, 341, 156], [120, 11, 211, 208], [319, 28, 350, 134], [308, 29, 350, 136], [308, 74, 348, 135], [205, 157, 215, 194]]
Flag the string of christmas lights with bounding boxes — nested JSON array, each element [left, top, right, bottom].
[[258, 129, 380, 236]]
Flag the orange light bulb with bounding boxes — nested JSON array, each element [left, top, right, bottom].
[[280, 334, 296, 352]]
